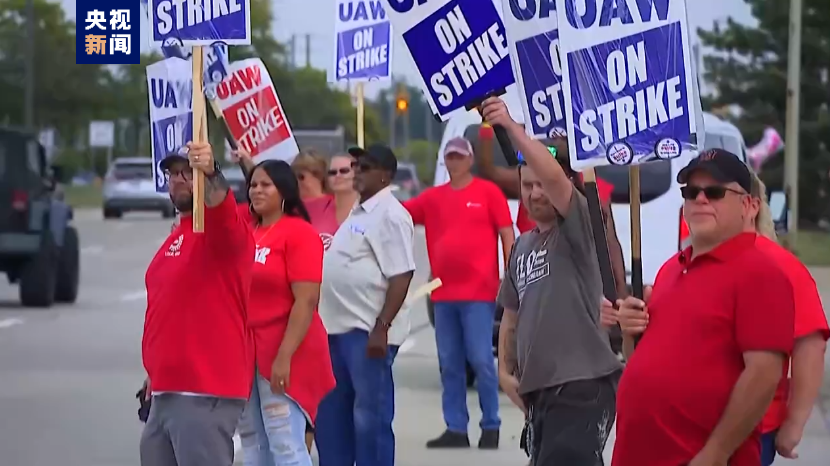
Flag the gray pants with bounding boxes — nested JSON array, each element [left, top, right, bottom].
[[140, 394, 245, 466]]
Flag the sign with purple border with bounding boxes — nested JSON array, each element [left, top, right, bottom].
[[331, 0, 393, 82], [147, 0, 251, 47], [555, 0, 699, 170]]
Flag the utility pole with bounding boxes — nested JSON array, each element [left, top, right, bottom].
[[289, 35, 297, 70], [784, 0, 803, 249], [305, 33, 311, 68], [389, 83, 396, 148], [23, 0, 35, 131]]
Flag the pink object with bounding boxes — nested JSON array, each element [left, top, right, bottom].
[[747, 127, 784, 171]]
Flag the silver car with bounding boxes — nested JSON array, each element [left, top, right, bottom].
[[102, 157, 175, 219]]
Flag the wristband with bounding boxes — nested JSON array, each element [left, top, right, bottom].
[[479, 124, 495, 140]]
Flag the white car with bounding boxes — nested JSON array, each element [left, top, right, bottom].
[[432, 86, 748, 287]]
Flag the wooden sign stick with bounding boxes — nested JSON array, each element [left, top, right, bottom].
[[191, 46, 206, 233], [356, 82, 365, 147]]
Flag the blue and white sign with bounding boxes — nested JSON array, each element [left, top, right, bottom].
[[331, 0, 393, 82], [203, 43, 230, 99], [147, 58, 193, 193], [383, 0, 515, 120], [501, 0, 565, 140], [147, 0, 251, 47], [555, 0, 699, 170]]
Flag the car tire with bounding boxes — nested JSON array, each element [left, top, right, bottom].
[[19, 232, 58, 308], [103, 207, 122, 219], [55, 226, 80, 303], [162, 206, 176, 219]]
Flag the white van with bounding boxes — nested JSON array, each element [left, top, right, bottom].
[[432, 86, 748, 286]]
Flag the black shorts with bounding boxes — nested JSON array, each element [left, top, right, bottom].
[[523, 374, 617, 466]]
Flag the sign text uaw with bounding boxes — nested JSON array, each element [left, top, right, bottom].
[[76, 0, 139, 64]]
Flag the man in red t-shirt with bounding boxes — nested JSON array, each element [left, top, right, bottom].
[[745, 174, 829, 465], [611, 149, 795, 466], [403, 136, 514, 450], [474, 126, 627, 300], [140, 142, 255, 466]]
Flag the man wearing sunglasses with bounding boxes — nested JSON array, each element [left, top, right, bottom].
[[140, 143, 255, 466], [609, 149, 795, 466], [480, 96, 623, 466]]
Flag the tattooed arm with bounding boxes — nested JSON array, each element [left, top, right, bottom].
[[499, 308, 519, 376], [204, 170, 230, 208]]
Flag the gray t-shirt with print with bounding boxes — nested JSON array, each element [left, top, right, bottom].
[[498, 189, 622, 395]]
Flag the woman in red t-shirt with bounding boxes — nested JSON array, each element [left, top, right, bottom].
[[235, 159, 335, 466]]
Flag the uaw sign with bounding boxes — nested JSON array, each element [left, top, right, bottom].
[[556, 0, 698, 170], [215, 59, 299, 162], [331, 0, 393, 82], [147, 0, 251, 47], [501, 0, 565, 140], [383, 0, 515, 120], [147, 58, 194, 193]]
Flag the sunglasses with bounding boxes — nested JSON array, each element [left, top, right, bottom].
[[164, 169, 193, 182], [351, 160, 377, 172], [327, 167, 352, 176], [680, 185, 746, 201]]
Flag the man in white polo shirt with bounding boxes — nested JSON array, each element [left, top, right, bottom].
[[315, 144, 416, 466]]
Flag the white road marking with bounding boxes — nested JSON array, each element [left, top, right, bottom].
[[81, 245, 104, 255], [120, 291, 147, 302], [0, 318, 24, 329]]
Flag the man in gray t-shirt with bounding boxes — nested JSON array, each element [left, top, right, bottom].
[[481, 96, 622, 466]]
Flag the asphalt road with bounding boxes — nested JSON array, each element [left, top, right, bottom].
[[0, 211, 827, 466]]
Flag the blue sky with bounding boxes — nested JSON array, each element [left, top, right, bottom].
[[60, 0, 755, 97]]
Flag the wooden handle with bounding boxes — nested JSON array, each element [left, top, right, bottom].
[[356, 83, 365, 148], [191, 46, 206, 233], [406, 278, 443, 305]]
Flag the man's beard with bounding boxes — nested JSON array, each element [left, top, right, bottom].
[[171, 194, 193, 213]]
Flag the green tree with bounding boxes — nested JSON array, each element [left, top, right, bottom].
[[698, 0, 830, 223]]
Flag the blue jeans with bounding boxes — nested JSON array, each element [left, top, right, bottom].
[[237, 373, 313, 466], [761, 431, 777, 466], [315, 329, 399, 466], [433, 301, 501, 433]]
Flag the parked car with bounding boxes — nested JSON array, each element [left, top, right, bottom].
[[429, 86, 748, 384], [102, 157, 176, 219], [394, 162, 421, 197], [224, 164, 248, 204], [0, 127, 80, 307]]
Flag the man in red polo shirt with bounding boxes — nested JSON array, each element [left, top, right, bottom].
[[474, 125, 627, 298], [403, 136, 514, 449], [746, 174, 829, 465], [140, 142, 255, 466], [611, 149, 795, 466]]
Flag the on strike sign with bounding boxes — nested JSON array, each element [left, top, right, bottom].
[[215, 59, 299, 162], [556, 0, 699, 170]]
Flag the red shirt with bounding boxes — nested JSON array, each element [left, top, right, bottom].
[[613, 233, 795, 466], [516, 176, 613, 233], [757, 236, 829, 433], [404, 178, 512, 301], [143, 193, 255, 399], [304, 195, 339, 251], [247, 213, 335, 422]]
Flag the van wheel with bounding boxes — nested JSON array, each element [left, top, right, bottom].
[[466, 362, 476, 388], [19, 233, 58, 308], [55, 227, 80, 303]]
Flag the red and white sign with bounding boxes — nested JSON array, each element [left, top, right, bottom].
[[215, 58, 299, 162]]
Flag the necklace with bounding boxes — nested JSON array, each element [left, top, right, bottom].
[[254, 222, 278, 247]]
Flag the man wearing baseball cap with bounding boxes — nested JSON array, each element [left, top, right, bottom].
[[140, 143, 255, 466], [316, 144, 416, 466], [401, 136, 513, 449], [610, 149, 795, 466]]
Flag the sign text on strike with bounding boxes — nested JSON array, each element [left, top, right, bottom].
[[154, 0, 243, 35]]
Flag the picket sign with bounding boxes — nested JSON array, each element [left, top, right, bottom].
[[382, 0, 516, 121], [145, 0, 251, 232], [331, 0, 393, 83], [213, 59, 299, 163]]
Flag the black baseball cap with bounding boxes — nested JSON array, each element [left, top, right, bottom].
[[677, 148, 752, 193], [348, 144, 398, 176], [159, 153, 188, 171]]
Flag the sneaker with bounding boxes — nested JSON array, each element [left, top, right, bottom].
[[478, 429, 499, 449], [425, 430, 470, 449]]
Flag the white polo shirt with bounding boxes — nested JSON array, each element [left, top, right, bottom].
[[319, 186, 416, 346]]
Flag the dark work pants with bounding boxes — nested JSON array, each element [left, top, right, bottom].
[[525, 375, 617, 466]]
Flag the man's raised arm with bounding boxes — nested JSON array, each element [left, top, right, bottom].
[[476, 125, 521, 199], [479, 97, 574, 214]]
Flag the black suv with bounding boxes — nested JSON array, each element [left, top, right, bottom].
[[0, 127, 80, 307]]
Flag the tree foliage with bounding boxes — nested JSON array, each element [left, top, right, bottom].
[[0, 0, 385, 173], [698, 0, 830, 222]]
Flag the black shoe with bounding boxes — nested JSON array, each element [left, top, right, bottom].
[[478, 429, 499, 449], [426, 430, 470, 449]]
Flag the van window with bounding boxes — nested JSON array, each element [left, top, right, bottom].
[[394, 167, 414, 182], [462, 124, 743, 204], [113, 162, 153, 180]]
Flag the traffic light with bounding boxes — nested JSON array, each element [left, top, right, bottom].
[[396, 95, 408, 113]]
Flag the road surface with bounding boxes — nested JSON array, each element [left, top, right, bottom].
[[0, 211, 827, 466]]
